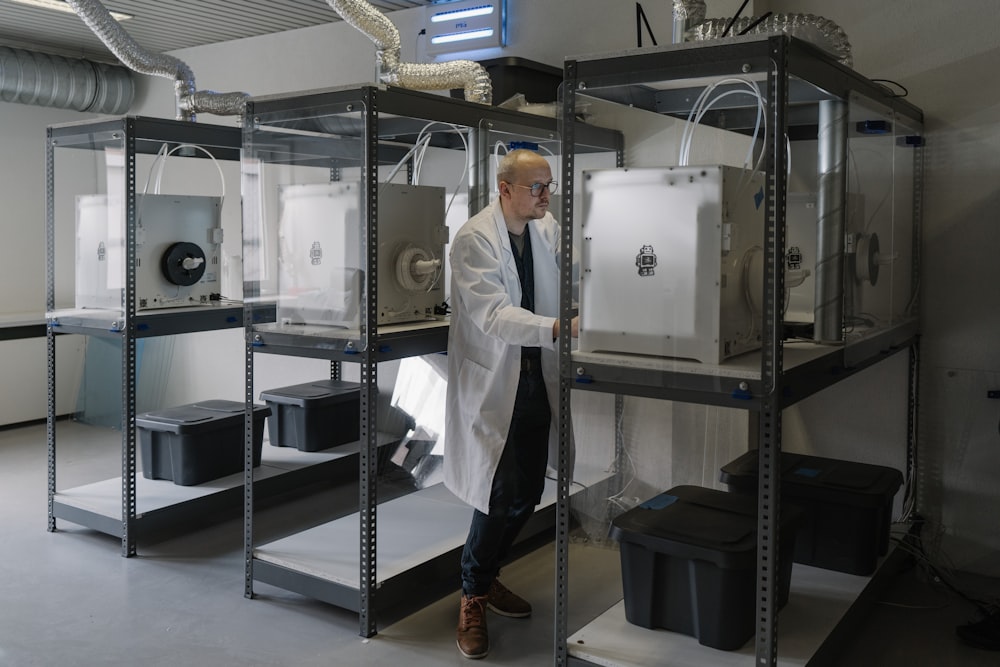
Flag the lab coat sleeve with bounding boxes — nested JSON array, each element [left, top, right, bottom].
[[451, 229, 557, 351]]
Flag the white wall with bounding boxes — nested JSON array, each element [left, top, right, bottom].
[[2, 0, 997, 570], [0, 98, 95, 423]]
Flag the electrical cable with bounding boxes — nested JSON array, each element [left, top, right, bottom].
[[140, 143, 170, 196], [890, 526, 998, 613], [722, 0, 751, 37], [408, 122, 470, 220], [606, 398, 638, 512], [635, 2, 658, 48], [383, 134, 432, 185], [151, 143, 226, 203], [871, 79, 909, 98], [679, 78, 766, 184]]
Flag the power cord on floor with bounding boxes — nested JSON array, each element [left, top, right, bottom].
[[891, 515, 1000, 651]]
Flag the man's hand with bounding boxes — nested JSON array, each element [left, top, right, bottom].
[[552, 316, 579, 340]]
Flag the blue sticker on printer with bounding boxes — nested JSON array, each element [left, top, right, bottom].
[[640, 493, 678, 510]]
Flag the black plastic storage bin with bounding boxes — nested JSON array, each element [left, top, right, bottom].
[[720, 450, 903, 576], [609, 485, 803, 651], [137, 399, 269, 486], [259, 379, 360, 452]]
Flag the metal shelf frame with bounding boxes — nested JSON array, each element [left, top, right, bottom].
[[241, 84, 623, 639], [45, 116, 243, 557], [555, 35, 924, 666]]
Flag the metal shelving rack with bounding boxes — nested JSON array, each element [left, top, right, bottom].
[[555, 35, 924, 665], [45, 117, 244, 557], [241, 84, 622, 639]]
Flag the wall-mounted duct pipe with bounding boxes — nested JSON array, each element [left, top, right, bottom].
[[325, 0, 492, 105], [0, 46, 133, 114], [814, 99, 848, 343], [65, 0, 249, 121]]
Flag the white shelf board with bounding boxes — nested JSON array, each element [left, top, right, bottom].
[[568, 563, 870, 667], [255, 484, 473, 587], [572, 341, 841, 381], [52, 432, 397, 519], [54, 464, 286, 518], [0, 311, 44, 327], [252, 319, 449, 339], [254, 464, 612, 590]]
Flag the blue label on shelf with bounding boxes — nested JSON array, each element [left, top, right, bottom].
[[793, 466, 821, 478]]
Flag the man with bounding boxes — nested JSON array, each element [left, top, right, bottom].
[[445, 148, 577, 659]]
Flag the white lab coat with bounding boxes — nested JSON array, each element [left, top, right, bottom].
[[444, 198, 563, 514]]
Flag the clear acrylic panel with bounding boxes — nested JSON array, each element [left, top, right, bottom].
[[49, 121, 242, 322], [50, 127, 125, 316]]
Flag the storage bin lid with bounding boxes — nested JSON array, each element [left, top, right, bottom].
[[609, 485, 803, 569], [720, 450, 903, 507], [136, 400, 269, 434], [259, 379, 360, 408]]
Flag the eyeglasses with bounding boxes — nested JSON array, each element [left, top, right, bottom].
[[507, 180, 558, 197]]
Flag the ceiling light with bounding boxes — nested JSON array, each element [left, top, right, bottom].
[[430, 4, 495, 23], [9, 0, 134, 21], [431, 28, 495, 46]]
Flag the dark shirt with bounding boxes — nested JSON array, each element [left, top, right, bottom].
[[510, 229, 541, 362]]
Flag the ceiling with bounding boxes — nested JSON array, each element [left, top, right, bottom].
[[0, 0, 435, 62]]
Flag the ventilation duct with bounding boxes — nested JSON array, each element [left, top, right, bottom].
[[0, 46, 133, 114], [690, 14, 853, 68], [325, 0, 492, 105], [671, 0, 707, 43], [671, 1, 852, 67], [65, 0, 249, 120]]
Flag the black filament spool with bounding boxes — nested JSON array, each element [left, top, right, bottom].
[[161, 242, 207, 286]]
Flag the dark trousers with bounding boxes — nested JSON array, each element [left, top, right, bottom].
[[460, 364, 550, 597]]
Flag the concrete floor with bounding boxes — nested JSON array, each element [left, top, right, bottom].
[[2, 419, 999, 667]]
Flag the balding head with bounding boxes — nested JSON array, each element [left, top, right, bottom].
[[496, 148, 554, 232], [496, 149, 550, 188]]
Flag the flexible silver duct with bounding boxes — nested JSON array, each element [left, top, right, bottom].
[[672, 1, 707, 43], [326, 0, 492, 105], [66, 0, 248, 120], [0, 46, 133, 114], [672, 0, 707, 22], [689, 14, 853, 68], [180, 90, 253, 117]]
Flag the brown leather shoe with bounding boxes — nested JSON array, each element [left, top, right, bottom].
[[487, 578, 532, 618], [457, 594, 489, 659]]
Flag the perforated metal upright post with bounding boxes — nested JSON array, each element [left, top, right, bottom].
[[358, 87, 380, 640], [907, 140, 925, 518], [243, 112, 259, 599], [243, 318, 256, 597], [120, 120, 139, 558], [45, 129, 57, 534], [755, 39, 790, 666], [554, 63, 577, 667], [330, 166, 344, 386]]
